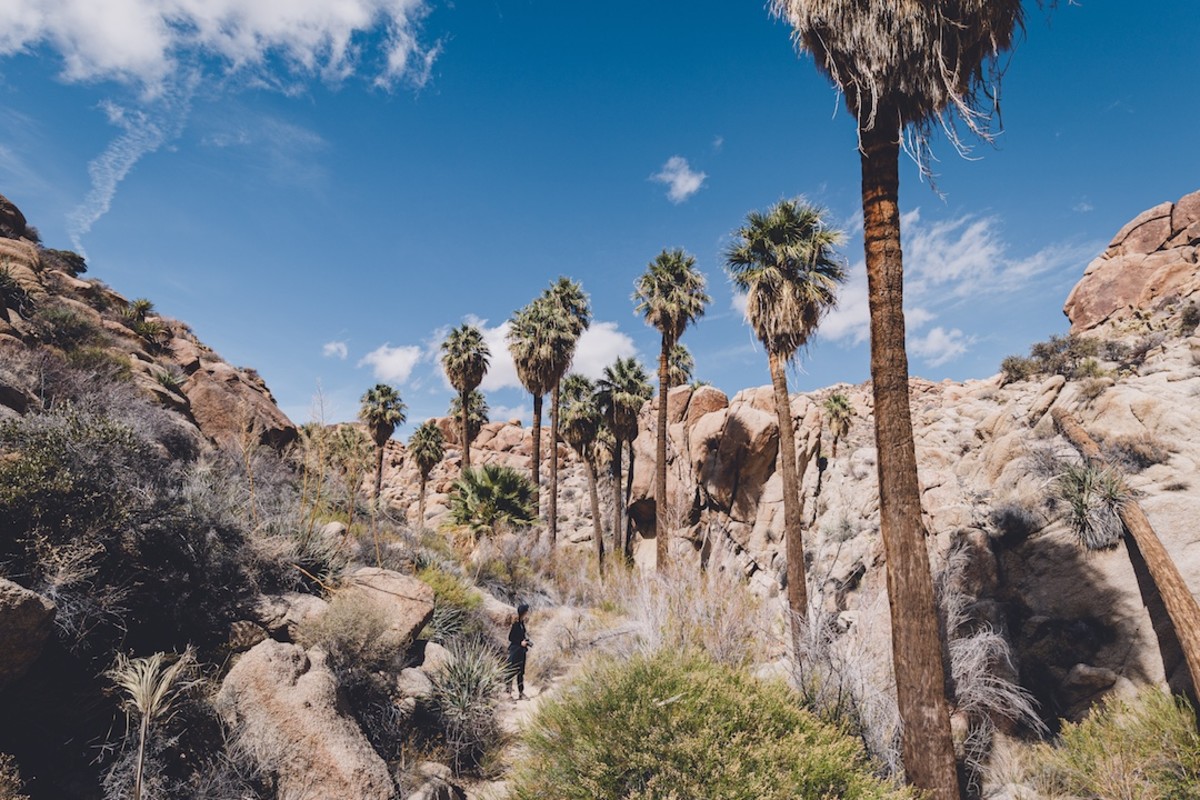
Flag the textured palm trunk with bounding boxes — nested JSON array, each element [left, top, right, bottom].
[[549, 381, 560, 552], [584, 456, 605, 576], [769, 350, 809, 646], [625, 440, 637, 562], [860, 120, 961, 800], [459, 388, 471, 470], [611, 434, 625, 564], [1052, 408, 1200, 701], [655, 336, 671, 573], [417, 473, 427, 530], [372, 442, 385, 565], [531, 393, 543, 516]]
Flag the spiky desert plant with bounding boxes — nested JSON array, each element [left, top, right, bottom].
[[633, 249, 710, 573], [726, 198, 847, 641], [561, 373, 606, 574], [824, 392, 854, 459], [450, 464, 538, 538], [598, 356, 654, 563], [541, 278, 592, 553], [767, 3, 1032, 795], [409, 420, 445, 530], [1056, 461, 1129, 550], [359, 383, 406, 564], [441, 324, 490, 470], [107, 648, 197, 800]]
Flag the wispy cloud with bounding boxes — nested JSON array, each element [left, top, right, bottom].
[[910, 326, 975, 367], [359, 343, 423, 384], [711, 135, 724, 152], [491, 403, 529, 423], [323, 340, 349, 360], [652, 155, 706, 204]]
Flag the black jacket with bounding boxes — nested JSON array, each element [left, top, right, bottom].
[[508, 620, 528, 661]]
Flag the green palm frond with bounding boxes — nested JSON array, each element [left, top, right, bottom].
[[633, 249, 710, 346]]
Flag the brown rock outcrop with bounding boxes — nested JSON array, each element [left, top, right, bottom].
[[216, 640, 394, 799], [0, 192, 30, 240], [1064, 189, 1200, 333], [342, 567, 435, 651], [0, 579, 55, 688]]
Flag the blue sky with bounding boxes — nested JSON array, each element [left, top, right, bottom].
[[1, 1, 1197, 435]]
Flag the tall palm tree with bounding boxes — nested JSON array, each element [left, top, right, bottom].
[[769, 3, 1027, 796], [448, 389, 489, 446], [507, 298, 566, 517], [823, 392, 853, 458], [542, 278, 591, 552], [598, 356, 653, 563], [666, 343, 694, 389], [359, 383, 406, 565], [561, 373, 607, 574], [633, 249, 710, 573], [440, 324, 490, 470], [408, 421, 444, 530], [726, 198, 846, 641]]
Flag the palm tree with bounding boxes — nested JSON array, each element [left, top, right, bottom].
[[507, 298, 566, 517], [448, 389, 489, 447], [441, 324, 490, 470], [633, 249, 710, 573], [542, 278, 591, 552], [359, 384, 406, 563], [768, 3, 1027, 796], [450, 464, 538, 538], [408, 421, 444, 530], [666, 343, 694, 389], [823, 392, 853, 458], [726, 198, 846, 639], [561, 373, 606, 574], [598, 356, 654, 563]]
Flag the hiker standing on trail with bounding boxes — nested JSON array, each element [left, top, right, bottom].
[[507, 603, 531, 700]]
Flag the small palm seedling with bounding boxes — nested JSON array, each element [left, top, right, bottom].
[[450, 464, 537, 538], [107, 648, 198, 800], [1056, 461, 1130, 550]]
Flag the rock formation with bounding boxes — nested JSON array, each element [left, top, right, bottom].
[[0, 578, 55, 688]]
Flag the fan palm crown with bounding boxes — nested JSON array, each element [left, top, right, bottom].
[[359, 384, 406, 449], [440, 324, 490, 395], [633, 249, 710, 348]]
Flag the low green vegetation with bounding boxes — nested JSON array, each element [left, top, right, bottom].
[[509, 651, 914, 800], [1028, 687, 1200, 799], [449, 463, 537, 536]]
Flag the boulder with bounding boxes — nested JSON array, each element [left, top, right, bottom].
[[396, 667, 434, 700], [0, 579, 55, 688], [182, 364, 297, 450], [0, 193, 29, 239], [343, 568, 435, 649], [215, 641, 393, 799], [408, 762, 466, 800], [254, 592, 329, 642]]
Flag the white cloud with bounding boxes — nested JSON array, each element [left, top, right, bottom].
[[490, 404, 529, 423], [1074, 199, 1094, 213], [359, 343, 423, 384], [0, 0, 439, 93], [569, 322, 638, 380], [322, 340, 349, 359], [730, 291, 748, 318], [819, 263, 871, 345], [909, 326, 974, 367], [651, 155, 706, 204]]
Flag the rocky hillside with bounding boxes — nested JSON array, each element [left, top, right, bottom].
[[0, 192, 295, 449]]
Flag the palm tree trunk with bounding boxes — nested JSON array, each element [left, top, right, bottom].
[[549, 381, 560, 552], [769, 351, 809, 647], [625, 440, 636, 562], [655, 336, 671, 573], [460, 388, 471, 470], [417, 473, 427, 531], [584, 456, 605, 576], [531, 393, 543, 517], [860, 118, 961, 800], [1052, 408, 1200, 701], [373, 443, 384, 566], [611, 435, 625, 564]]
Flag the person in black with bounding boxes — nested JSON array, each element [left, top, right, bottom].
[[507, 603, 531, 700]]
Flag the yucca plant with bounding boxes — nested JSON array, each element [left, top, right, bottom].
[[107, 648, 198, 800], [1056, 461, 1129, 550], [0, 264, 35, 318]]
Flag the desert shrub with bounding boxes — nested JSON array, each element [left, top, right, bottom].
[[297, 592, 396, 671], [1056, 462, 1129, 551], [1102, 339, 1132, 362], [449, 464, 537, 536], [155, 367, 185, 392], [1000, 355, 1038, 384], [1182, 302, 1200, 335], [429, 638, 507, 775], [1077, 376, 1111, 403], [32, 303, 99, 350], [418, 565, 485, 643], [1027, 688, 1200, 799], [1099, 432, 1171, 472], [476, 536, 543, 603], [0, 754, 30, 800], [1075, 357, 1106, 379], [0, 265, 35, 318], [509, 651, 914, 800], [65, 345, 132, 381], [1127, 332, 1168, 368], [40, 248, 87, 276]]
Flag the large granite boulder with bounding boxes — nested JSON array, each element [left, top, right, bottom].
[[0, 579, 55, 688]]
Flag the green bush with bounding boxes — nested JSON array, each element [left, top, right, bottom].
[[509, 651, 914, 800], [1028, 688, 1200, 799], [1000, 355, 1037, 384], [32, 303, 98, 350], [40, 248, 87, 276], [1180, 302, 1199, 336], [449, 464, 537, 536], [65, 346, 132, 381], [418, 565, 484, 643]]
